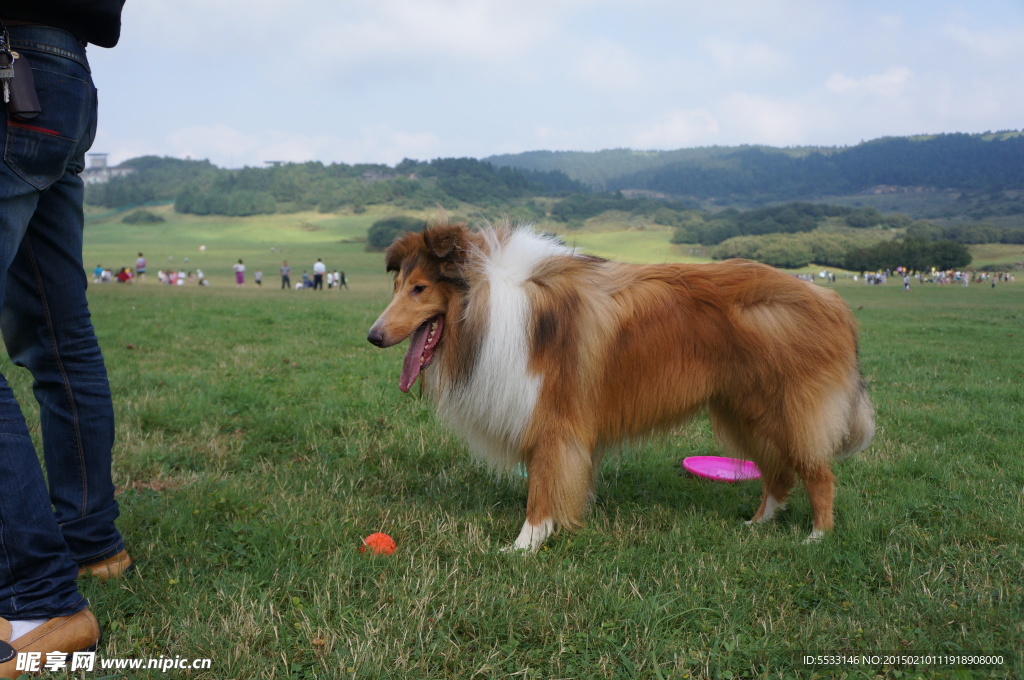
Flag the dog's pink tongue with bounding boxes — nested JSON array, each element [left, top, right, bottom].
[[399, 321, 431, 392]]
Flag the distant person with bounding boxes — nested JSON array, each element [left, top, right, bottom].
[[93, 264, 104, 283], [313, 258, 326, 290], [135, 252, 147, 282], [339, 271, 349, 290], [255, 270, 263, 286], [302, 271, 311, 288], [0, 8, 130, 675], [234, 259, 245, 286], [280, 260, 291, 290]]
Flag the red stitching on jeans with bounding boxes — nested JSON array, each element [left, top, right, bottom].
[[7, 121, 61, 137]]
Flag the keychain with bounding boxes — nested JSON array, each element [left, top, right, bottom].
[[0, 23, 40, 118], [0, 28, 14, 104]]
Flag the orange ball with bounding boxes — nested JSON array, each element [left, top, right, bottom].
[[360, 532, 396, 555]]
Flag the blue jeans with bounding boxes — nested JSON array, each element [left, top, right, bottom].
[[0, 26, 124, 619]]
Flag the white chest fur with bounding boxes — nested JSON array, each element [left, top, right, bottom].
[[428, 228, 573, 473]]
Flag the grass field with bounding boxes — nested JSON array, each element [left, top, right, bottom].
[[967, 243, 1024, 270], [4, 210, 1023, 679], [84, 204, 721, 288]]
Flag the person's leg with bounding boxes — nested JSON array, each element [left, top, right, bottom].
[[2, 173, 125, 568], [0, 191, 85, 620], [0, 36, 124, 572]]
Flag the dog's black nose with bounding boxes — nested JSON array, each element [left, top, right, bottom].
[[367, 328, 385, 347]]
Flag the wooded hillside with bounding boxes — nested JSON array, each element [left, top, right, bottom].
[[486, 132, 1024, 201], [84, 131, 1023, 271]]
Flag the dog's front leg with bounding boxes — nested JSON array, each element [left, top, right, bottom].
[[504, 434, 592, 553]]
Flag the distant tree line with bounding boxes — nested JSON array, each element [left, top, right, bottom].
[[843, 239, 972, 273], [668, 203, 912, 246], [691, 202, 975, 270], [548, 192, 695, 226], [713, 230, 971, 271], [88, 156, 585, 217], [906, 221, 1024, 245], [86, 156, 219, 208], [367, 216, 424, 250], [490, 133, 1024, 203], [712, 229, 888, 269]]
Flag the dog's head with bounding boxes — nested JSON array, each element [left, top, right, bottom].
[[367, 220, 475, 392]]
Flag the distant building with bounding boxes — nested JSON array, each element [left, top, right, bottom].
[[83, 154, 135, 184]]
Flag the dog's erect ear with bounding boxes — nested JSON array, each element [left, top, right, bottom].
[[424, 223, 464, 260], [423, 222, 471, 282]]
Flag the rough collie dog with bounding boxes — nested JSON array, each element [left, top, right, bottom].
[[368, 219, 874, 551]]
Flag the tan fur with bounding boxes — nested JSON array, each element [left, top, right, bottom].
[[370, 219, 875, 549]]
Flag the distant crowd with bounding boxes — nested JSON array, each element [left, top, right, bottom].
[[792, 267, 1018, 289], [795, 271, 838, 283], [92, 253, 351, 291], [98, 253, 1017, 293], [277, 258, 349, 291], [858, 267, 1016, 288]]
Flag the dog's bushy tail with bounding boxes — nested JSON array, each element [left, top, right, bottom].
[[837, 379, 875, 459]]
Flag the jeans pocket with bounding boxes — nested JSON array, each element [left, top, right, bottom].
[[3, 63, 92, 191], [4, 120, 79, 191]]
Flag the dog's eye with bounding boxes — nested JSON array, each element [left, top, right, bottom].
[[411, 285, 426, 295]]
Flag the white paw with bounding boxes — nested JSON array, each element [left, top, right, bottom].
[[505, 518, 554, 553], [803, 529, 825, 544]]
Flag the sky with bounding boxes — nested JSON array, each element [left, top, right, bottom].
[[86, 0, 1024, 169]]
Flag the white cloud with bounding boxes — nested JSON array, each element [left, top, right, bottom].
[[701, 38, 793, 79], [573, 40, 651, 93], [147, 122, 443, 168], [165, 124, 262, 166], [630, 109, 720, 149], [344, 124, 445, 164], [715, 93, 810, 147], [130, 0, 577, 65], [825, 67, 914, 98], [941, 23, 1024, 59]]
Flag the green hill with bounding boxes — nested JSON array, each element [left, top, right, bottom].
[[83, 131, 1024, 272], [486, 131, 1024, 210]]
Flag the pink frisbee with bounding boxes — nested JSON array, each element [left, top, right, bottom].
[[682, 456, 761, 482]]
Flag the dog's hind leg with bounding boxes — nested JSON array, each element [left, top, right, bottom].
[[745, 467, 795, 526], [507, 434, 593, 553], [797, 463, 835, 543], [710, 403, 795, 527]]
